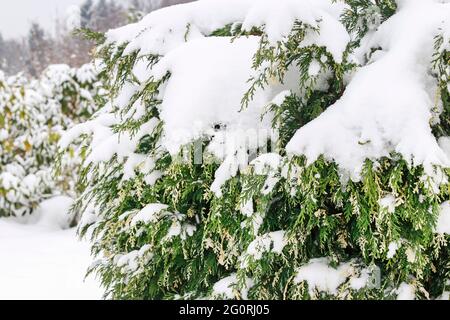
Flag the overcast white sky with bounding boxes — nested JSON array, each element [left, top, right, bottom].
[[0, 0, 85, 39]]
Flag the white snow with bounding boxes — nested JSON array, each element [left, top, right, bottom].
[[246, 230, 286, 260], [152, 36, 276, 156], [348, 268, 372, 291], [122, 153, 146, 180], [107, 0, 349, 60], [405, 247, 416, 263], [0, 218, 102, 300], [387, 241, 401, 259], [240, 0, 349, 61], [130, 203, 169, 225], [72, 0, 353, 199], [270, 90, 291, 106], [35, 196, 75, 230], [86, 120, 159, 165], [439, 136, 450, 159], [60, 114, 159, 166], [130, 37, 286, 197], [164, 221, 191, 240], [438, 291, 450, 300], [240, 199, 254, 217], [248, 153, 283, 195], [436, 201, 450, 234], [212, 273, 254, 300], [396, 282, 416, 300], [294, 258, 353, 295], [294, 258, 376, 295], [308, 60, 322, 77], [379, 194, 396, 214], [116, 251, 140, 272]]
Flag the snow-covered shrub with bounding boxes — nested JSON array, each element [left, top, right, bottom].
[[0, 63, 103, 217], [62, 0, 450, 299]]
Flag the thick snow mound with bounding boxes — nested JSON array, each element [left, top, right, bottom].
[[106, 0, 349, 61], [36, 196, 75, 230], [152, 36, 281, 155], [287, 0, 450, 180]]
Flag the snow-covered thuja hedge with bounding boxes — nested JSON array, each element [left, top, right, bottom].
[[0, 64, 103, 217], [62, 0, 450, 299]]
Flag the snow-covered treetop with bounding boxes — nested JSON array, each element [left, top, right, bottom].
[[70, 0, 450, 191]]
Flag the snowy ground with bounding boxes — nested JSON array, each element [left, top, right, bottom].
[[0, 217, 103, 300]]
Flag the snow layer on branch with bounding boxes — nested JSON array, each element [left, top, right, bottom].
[[86, 120, 157, 164], [287, 0, 450, 181], [212, 273, 254, 300], [379, 194, 396, 214], [115, 245, 153, 273], [106, 0, 349, 61], [36, 196, 75, 230], [295, 258, 352, 295], [245, 230, 286, 260], [85, 0, 352, 196], [436, 202, 450, 234], [1, 62, 100, 217], [294, 258, 374, 295], [249, 153, 283, 195], [131, 203, 169, 225], [60, 112, 159, 165]]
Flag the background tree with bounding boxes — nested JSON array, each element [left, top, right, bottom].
[[0, 0, 198, 77], [80, 0, 95, 29], [26, 22, 54, 77], [60, 0, 450, 300]]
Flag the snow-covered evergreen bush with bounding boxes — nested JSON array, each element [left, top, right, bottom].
[[62, 0, 450, 300], [0, 63, 103, 217]]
